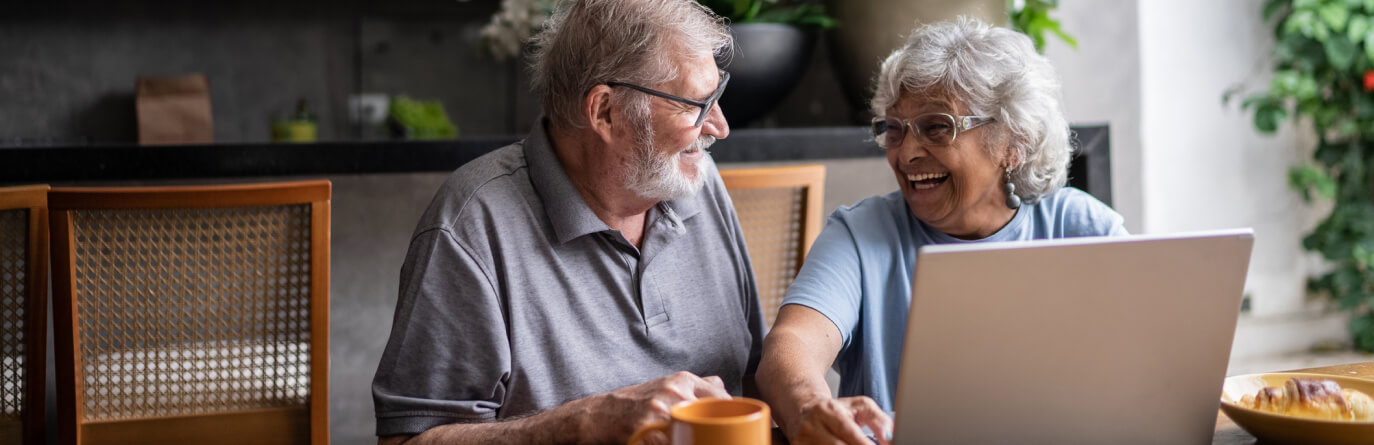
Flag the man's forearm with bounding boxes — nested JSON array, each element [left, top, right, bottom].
[[383, 399, 586, 445]]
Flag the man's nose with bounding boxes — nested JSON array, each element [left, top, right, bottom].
[[701, 103, 729, 140]]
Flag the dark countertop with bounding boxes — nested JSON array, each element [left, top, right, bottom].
[[2, 127, 883, 183], [2, 125, 1110, 203]]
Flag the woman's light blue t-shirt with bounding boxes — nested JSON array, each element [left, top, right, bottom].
[[780, 187, 1127, 411]]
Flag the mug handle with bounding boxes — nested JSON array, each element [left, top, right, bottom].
[[627, 421, 670, 445]]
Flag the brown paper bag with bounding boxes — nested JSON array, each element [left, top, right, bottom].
[[136, 73, 213, 144]]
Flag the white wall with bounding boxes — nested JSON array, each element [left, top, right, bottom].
[[1046, 0, 1144, 235], [1137, 0, 1347, 357]]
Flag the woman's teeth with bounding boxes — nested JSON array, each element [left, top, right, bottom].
[[906, 172, 949, 190]]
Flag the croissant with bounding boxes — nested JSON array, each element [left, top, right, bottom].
[[1238, 378, 1374, 421]]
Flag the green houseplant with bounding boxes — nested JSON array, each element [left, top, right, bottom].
[[695, 0, 836, 28], [1233, 0, 1374, 351], [1007, 0, 1076, 53], [480, 0, 833, 60], [702, 1, 836, 126]]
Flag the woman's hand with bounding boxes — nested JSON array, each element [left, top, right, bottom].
[[792, 396, 892, 445]]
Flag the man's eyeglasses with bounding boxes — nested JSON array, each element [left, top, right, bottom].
[[871, 113, 995, 149], [607, 70, 730, 127]]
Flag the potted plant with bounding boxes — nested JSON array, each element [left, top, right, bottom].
[[1231, 0, 1374, 351], [825, 0, 1074, 122], [1007, 0, 1077, 54], [697, 0, 837, 127], [480, 0, 834, 127]]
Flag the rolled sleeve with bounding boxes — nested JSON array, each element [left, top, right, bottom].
[[780, 215, 864, 348], [372, 227, 510, 436]]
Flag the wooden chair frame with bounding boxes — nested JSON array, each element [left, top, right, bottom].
[[0, 185, 50, 445], [720, 164, 826, 326], [48, 180, 331, 445]]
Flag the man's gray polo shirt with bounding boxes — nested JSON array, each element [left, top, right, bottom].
[[372, 122, 764, 436]]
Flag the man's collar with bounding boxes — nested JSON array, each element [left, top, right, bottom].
[[525, 118, 703, 244], [525, 120, 610, 244]]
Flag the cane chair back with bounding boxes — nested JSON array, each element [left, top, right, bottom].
[[0, 185, 50, 445], [48, 180, 330, 445], [721, 165, 826, 328]]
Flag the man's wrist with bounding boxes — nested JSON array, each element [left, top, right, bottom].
[[546, 393, 595, 444]]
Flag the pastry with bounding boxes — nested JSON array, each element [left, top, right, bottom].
[[1238, 378, 1374, 421]]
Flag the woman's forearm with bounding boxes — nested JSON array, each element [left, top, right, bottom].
[[758, 305, 846, 437]]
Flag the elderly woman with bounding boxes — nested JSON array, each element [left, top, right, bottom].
[[756, 17, 1126, 445]]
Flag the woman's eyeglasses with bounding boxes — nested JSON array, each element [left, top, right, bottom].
[[871, 113, 994, 149], [606, 70, 730, 127]]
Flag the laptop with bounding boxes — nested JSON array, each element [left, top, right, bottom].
[[891, 229, 1254, 444]]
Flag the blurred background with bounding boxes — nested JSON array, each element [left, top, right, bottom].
[[3, 0, 1370, 443]]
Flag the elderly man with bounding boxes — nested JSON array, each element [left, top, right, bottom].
[[371, 0, 762, 444]]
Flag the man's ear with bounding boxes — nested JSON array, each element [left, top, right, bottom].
[[585, 85, 616, 143]]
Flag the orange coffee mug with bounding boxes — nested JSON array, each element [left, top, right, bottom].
[[627, 397, 771, 445]]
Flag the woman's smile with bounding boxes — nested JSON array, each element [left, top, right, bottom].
[[906, 172, 950, 190]]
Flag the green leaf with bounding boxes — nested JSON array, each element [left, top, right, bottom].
[[1365, 28, 1374, 64], [1254, 102, 1289, 133], [1272, 70, 1303, 95], [1350, 14, 1372, 43], [1367, 0, 1374, 13], [1290, 163, 1339, 201], [1286, 9, 1320, 38], [732, 0, 753, 17], [742, 0, 763, 21], [1336, 119, 1362, 138], [1296, 73, 1321, 99], [1047, 24, 1078, 49], [1356, 242, 1374, 268], [1352, 313, 1374, 351], [1356, 94, 1374, 118], [1240, 94, 1273, 110], [1326, 34, 1358, 69], [1321, 3, 1351, 32], [1265, 0, 1290, 21], [1008, 0, 1074, 53]]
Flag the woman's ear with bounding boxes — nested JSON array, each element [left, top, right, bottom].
[[1004, 150, 1021, 171], [1001, 135, 1022, 170], [585, 85, 616, 143]]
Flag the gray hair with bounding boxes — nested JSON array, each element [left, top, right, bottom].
[[530, 0, 732, 132], [871, 17, 1071, 204]]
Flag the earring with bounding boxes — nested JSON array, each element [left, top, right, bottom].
[[1003, 167, 1021, 209]]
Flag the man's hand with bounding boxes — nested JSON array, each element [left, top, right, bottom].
[[573, 371, 732, 444], [378, 371, 732, 445], [792, 396, 892, 445]]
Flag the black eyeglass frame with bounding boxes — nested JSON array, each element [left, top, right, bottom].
[[606, 70, 730, 127]]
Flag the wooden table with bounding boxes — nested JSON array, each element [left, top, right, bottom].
[[1213, 361, 1374, 444]]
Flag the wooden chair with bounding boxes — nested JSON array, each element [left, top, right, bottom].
[[48, 180, 331, 445], [0, 185, 50, 445], [720, 165, 826, 328]]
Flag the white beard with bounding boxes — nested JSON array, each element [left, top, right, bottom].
[[625, 134, 716, 201]]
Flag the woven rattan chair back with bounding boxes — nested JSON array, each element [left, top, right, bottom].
[[48, 180, 330, 445], [720, 165, 825, 328], [0, 185, 50, 445]]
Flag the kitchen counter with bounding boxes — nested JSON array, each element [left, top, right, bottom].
[[2, 125, 1110, 205]]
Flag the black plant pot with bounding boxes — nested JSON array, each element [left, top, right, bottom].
[[719, 23, 817, 128]]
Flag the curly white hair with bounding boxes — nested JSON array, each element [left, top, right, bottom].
[[871, 16, 1072, 204]]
